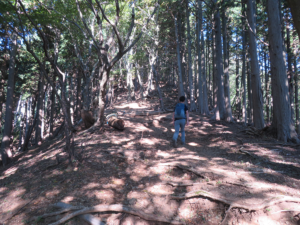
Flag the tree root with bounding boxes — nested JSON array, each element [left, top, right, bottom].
[[52, 202, 104, 225], [239, 149, 258, 159], [170, 189, 300, 211], [48, 204, 183, 225], [37, 205, 84, 219], [175, 164, 208, 179]]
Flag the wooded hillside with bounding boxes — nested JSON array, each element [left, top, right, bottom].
[[0, 0, 300, 224]]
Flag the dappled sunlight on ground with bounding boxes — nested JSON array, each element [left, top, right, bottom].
[[1, 94, 300, 225]]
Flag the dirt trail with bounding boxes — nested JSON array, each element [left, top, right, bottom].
[[1, 85, 300, 225]]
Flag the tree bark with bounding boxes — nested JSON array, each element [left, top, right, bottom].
[[174, 15, 185, 98], [186, 0, 196, 111], [286, 19, 294, 122], [241, 2, 247, 124], [247, 0, 265, 129], [0, 34, 17, 165], [222, 4, 232, 122], [267, 0, 299, 143], [35, 65, 45, 145], [50, 74, 56, 135], [196, 0, 203, 114], [213, 8, 226, 120]]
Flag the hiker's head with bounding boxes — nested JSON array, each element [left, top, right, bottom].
[[179, 96, 185, 102]]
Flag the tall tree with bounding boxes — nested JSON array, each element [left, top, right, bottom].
[[186, 0, 196, 111], [196, 0, 203, 114], [267, 0, 299, 143], [222, 2, 232, 122], [0, 33, 17, 165], [247, 0, 265, 129]]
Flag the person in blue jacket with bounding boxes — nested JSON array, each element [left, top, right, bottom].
[[172, 96, 189, 147]]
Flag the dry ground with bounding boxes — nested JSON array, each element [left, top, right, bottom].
[[1, 85, 300, 225]]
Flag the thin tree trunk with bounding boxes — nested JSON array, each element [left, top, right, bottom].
[[241, 2, 247, 124], [0, 34, 17, 165], [50, 74, 56, 135], [286, 19, 294, 122], [294, 57, 299, 134], [247, 0, 265, 129], [186, 0, 196, 111], [75, 70, 82, 121], [174, 15, 185, 98], [236, 41, 240, 119], [202, 30, 209, 115], [197, 0, 203, 114], [35, 65, 45, 145], [18, 100, 26, 151]]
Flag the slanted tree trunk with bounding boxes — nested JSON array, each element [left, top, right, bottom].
[[247, 0, 265, 129], [186, 0, 196, 111], [0, 34, 17, 165], [267, 0, 299, 143]]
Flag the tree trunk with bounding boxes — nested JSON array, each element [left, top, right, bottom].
[[18, 100, 26, 151], [75, 70, 82, 121], [35, 65, 45, 145], [196, 0, 203, 114], [247, 51, 253, 124], [50, 74, 56, 135], [201, 30, 209, 115], [213, 8, 226, 120], [247, 0, 265, 129], [174, 15, 185, 98], [126, 51, 135, 102], [186, 0, 196, 111], [286, 19, 294, 123], [267, 0, 299, 143], [136, 63, 144, 99], [294, 57, 299, 134], [236, 41, 240, 119], [0, 34, 17, 165], [241, 2, 247, 124], [222, 4, 232, 122]]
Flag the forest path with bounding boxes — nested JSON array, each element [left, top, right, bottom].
[[1, 87, 300, 225]]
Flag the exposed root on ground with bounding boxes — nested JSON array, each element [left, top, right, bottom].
[[175, 164, 209, 179], [171, 190, 300, 211], [47, 203, 184, 225]]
